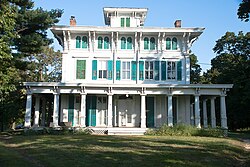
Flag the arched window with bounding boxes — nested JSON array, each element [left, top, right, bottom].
[[150, 37, 155, 50], [172, 37, 177, 50], [76, 36, 81, 48], [104, 36, 110, 49], [127, 37, 132, 49], [166, 37, 171, 50], [121, 37, 126, 49], [98, 37, 103, 49], [82, 36, 88, 49], [144, 37, 149, 50]]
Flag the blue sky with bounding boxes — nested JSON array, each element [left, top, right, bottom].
[[34, 0, 249, 72]]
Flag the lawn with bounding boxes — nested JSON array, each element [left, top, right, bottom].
[[0, 132, 249, 167]]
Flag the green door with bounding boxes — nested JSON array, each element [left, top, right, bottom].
[[146, 97, 154, 127], [86, 96, 97, 126], [68, 95, 74, 126]]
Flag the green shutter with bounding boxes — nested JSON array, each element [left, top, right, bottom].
[[146, 97, 154, 127], [92, 60, 97, 80], [82, 36, 88, 49], [104, 37, 109, 49], [150, 37, 155, 50], [166, 38, 171, 50], [86, 96, 96, 126], [144, 37, 149, 50], [98, 37, 103, 49], [172, 37, 177, 50], [126, 17, 130, 27], [131, 61, 137, 81], [161, 61, 166, 80], [127, 37, 132, 49], [68, 95, 74, 126], [177, 60, 182, 81], [154, 61, 160, 80], [116, 60, 121, 80], [139, 61, 144, 80], [107, 60, 113, 80], [76, 36, 81, 48], [121, 37, 126, 49], [76, 60, 86, 79], [121, 18, 125, 27]]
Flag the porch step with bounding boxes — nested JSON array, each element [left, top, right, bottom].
[[107, 128, 146, 135]]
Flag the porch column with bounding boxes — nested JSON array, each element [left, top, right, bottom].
[[24, 93, 32, 128], [53, 93, 60, 127], [107, 94, 113, 127], [220, 95, 228, 129], [167, 95, 173, 127], [33, 96, 40, 127], [194, 94, 201, 128], [202, 99, 208, 128], [210, 97, 216, 128], [140, 94, 146, 128], [41, 97, 46, 126], [80, 93, 86, 127], [190, 103, 194, 126]]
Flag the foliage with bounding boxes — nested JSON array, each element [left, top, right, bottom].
[[146, 124, 224, 137], [22, 127, 91, 135], [203, 32, 250, 129], [190, 54, 202, 83], [238, 0, 250, 22], [0, 0, 63, 131]]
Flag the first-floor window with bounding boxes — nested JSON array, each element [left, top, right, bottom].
[[167, 61, 176, 80], [98, 61, 107, 79], [145, 61, 154, 79], [122, 61, 130, 79]]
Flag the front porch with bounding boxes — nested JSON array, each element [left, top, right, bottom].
[[23, 82, 233, 132]]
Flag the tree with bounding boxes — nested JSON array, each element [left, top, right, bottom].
[[190, 54, 202, 84], [205, 32, 250, 129], [238, 0, 250, 22], [0, 0, 63, 130]]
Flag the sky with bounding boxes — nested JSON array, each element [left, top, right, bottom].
[[34, 0, 249, 72]]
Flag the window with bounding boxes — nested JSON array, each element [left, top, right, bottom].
[[121, 37, 133, 49], [150, 37, 156, 50], [121, 37, 126, 49], [121, 17, 130, 27], [166, 37, 171, 50], [76, 36, 81, 48], [82, 36, 88, 49], [145, 61, 154, 79], [167, 61, 176, 80], [98, 61, 107, 79], [172, 37, 177, 50], [98, 37, 103, 49], [166, 37, 178, 50], [76, 60, 86, 79], [144, 37, 149, 50], [104, 37, 110, 49], [127, 37, 132, 49], [122, 61, 130, 79]]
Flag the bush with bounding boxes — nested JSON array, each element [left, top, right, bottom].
[[145, 124, 224, 137]]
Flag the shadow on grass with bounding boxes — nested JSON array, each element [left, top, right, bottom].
[[1, 134, 250, 167]]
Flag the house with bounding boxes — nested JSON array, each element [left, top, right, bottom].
[[23, 7, 232, 134]]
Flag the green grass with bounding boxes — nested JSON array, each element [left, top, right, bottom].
[[0, 133, 249, 167]]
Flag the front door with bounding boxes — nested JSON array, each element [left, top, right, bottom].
[[97, 96, 107, 126], [117, 99, 134, 127]]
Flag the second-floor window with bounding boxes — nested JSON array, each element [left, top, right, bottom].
[[98, 36, 110, 49], [98, 61, 108, 79], [145, 61, 154, 79], [144, 37, 156, 50], [122, 61, 131, 79], [167, 61, 176, 80], [121, 37, 133, 49], [76, 60, 86, 79]]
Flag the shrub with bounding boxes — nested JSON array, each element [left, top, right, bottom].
[[145, 124, 224, 137]]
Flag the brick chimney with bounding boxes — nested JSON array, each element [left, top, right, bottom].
[[174, 20, 181, 28], [70, 16, 76, 26]]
